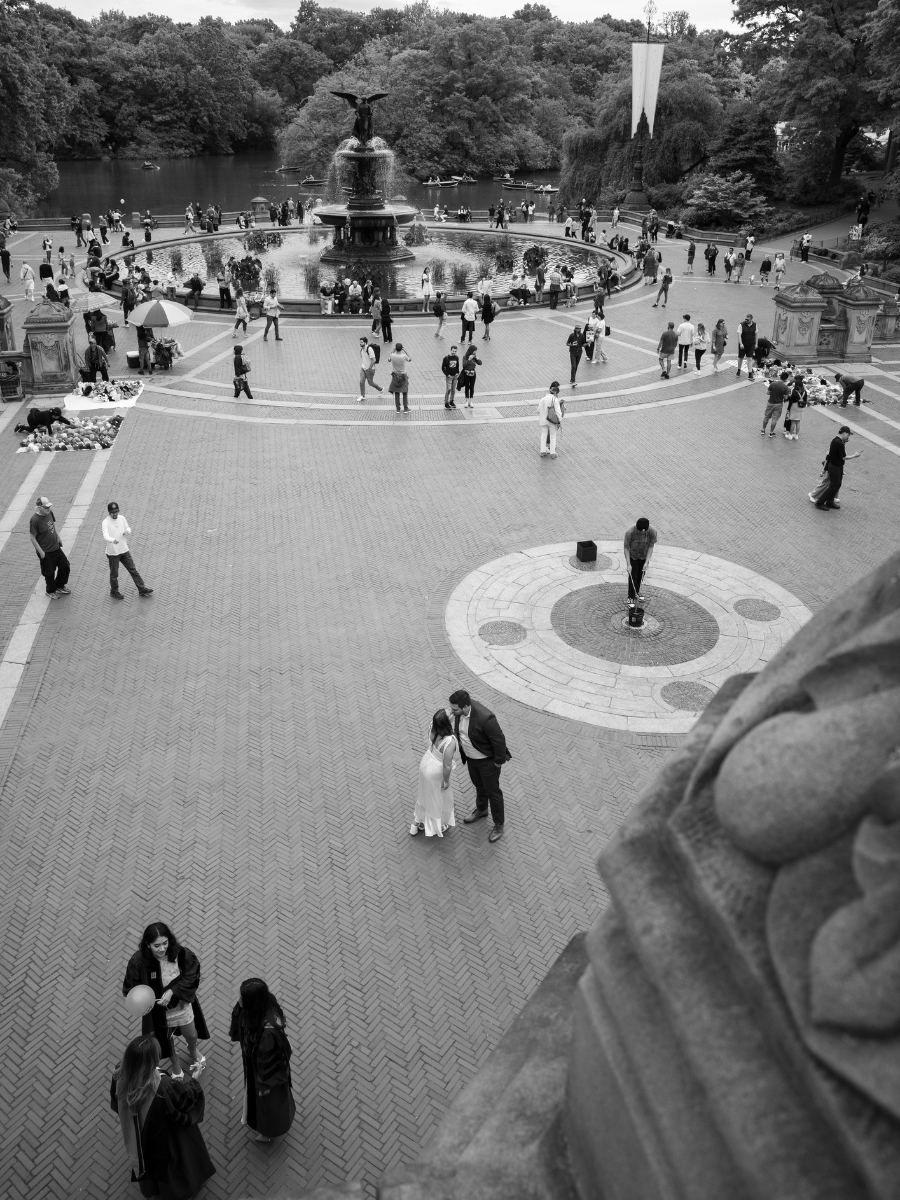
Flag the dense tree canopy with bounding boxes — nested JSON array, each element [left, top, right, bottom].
[[0, 0, 897, 214]]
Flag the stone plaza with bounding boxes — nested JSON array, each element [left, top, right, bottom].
[[1, 210, 900, 1198]]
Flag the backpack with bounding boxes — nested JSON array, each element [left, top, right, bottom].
[[371, 344, 380, 364], [491, 300, 499, 317], [434, 300, 446, 317]]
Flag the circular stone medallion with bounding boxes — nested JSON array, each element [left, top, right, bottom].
[[551, 584, 718, 666], [478, 620, 527, 646], [445, 543, 812, 734], [660, 681, 717, 712], [733, 598, 782, 622]]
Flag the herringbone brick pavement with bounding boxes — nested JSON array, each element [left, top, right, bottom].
[[0, 247, 898, 1199]]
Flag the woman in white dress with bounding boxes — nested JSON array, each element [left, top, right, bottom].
[[410, 710, 457, 837], [421, 266, 434, 313]]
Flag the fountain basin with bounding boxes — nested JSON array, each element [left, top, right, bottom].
[[315, 201, 418, 264]]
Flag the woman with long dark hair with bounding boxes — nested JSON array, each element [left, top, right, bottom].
[[409, 709, 457, 837], [229, 979, 295, 1141], [123, 923, 210, 1081], [111, 1034, 215, 1197], [459, 345, 482, 409]]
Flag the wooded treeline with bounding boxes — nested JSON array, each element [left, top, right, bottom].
[[1, 0, 897, 216]]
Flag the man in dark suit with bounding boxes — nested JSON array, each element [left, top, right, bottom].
[[449, 689, 511, 843]]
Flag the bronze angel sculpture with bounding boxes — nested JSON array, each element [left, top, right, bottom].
[[330, 91, 389, 145]]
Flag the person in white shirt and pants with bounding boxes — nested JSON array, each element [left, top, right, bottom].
[[102, 503, 153, 600], [539, 382, 563, 458]]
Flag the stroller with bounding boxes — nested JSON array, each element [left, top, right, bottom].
[[153, 339, 176, 370]]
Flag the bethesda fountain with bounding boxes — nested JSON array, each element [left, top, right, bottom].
[[315, 91, 418, 264]]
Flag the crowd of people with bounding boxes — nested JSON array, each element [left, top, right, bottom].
[[111, 921, 297, 1197]]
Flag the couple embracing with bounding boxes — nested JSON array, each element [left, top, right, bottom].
[[410, 689, 511, 845]]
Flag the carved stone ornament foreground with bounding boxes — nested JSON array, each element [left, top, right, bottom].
[[686, 550, 900, 1116]]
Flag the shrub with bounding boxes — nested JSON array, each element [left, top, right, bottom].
[[882, 264, 900, 284], [243, 230, 283, 254], [645, 182, 685, 213], [303, 264, 320, 293], [493, 246, 515, 272], [458, 233, 480, 254], [169, 247, 183, 274], [145, 248, 154, 265], [476, 255, 494, 279], [201, 240, 224, 275], [263, 264, 281, 291], [522, 244, 549, 272], [403, 222, 430, 247], [430, 259, 446, 285], [451, 262, 469, 291], [681, 172, 774, 229]]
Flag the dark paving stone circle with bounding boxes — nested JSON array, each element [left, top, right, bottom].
[[661, 681, 717, 711], [733, 597, 782, 622], [550, 584, 719, 666], [567, 553, 614, 572], [478, 620, 528, 646]]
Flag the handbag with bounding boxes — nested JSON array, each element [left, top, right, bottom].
[[605, 324, 611, 336], [546, 398, 561, 426]]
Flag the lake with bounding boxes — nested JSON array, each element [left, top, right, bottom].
[[33, 152, 563, 220]]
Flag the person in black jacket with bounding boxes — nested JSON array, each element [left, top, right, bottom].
[[567, 326, 585, 386], [233, 345, 253, 399], [449, 689, 512, 843], [111, 1035, 215, 1197], [123, 923, 210, 1081], [229, 978, 295, 1142]]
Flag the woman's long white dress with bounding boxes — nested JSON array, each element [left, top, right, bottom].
[[411, 736, 456, 837]]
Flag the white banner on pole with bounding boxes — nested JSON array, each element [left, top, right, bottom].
[[631, 42, 666, 138]]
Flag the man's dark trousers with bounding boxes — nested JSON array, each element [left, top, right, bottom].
[[40, 548, 70, 594], [108, 552, 146, 594], [816, 466, 843, 509], [467, 758, 505, 826], [840, 380, 863, 405], [628, 557, 647, 599]]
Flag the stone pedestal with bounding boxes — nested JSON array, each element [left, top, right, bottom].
[[771, 280, 828, 364], [874, 297, 900, 343], [0, 294, 14, 352], [250, 196, 270, 217], [23, 299, 78, 394], [834, 281, 883, 364]]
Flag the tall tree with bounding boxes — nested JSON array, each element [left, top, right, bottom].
[[706, 99, 782, 195], [733, 0, 888, 188], [0, 0, 71, 205]]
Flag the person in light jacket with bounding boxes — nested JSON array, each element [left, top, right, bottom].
[[538, 380, 563, 458]]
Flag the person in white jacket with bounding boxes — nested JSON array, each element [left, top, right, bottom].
[[539, 382, 563, 459], [102, 503, 153, 600]]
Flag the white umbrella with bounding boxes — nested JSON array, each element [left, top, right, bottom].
[[67, 286, 118, 313], [128, 298, 193, 328]]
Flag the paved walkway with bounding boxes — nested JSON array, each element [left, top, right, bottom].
[[1, 212, 899, 1199]]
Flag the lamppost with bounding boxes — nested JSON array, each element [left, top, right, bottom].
[[624, 2, 665, 212]]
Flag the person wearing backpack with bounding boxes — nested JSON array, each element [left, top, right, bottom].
[[539, 381, 563, 458], [233, 345, 253, 400], [356, 336, 383, 403], [433, 292, 447, 339]]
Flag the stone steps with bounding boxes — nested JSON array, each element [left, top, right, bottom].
[[377, 934, 587, 1200]]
